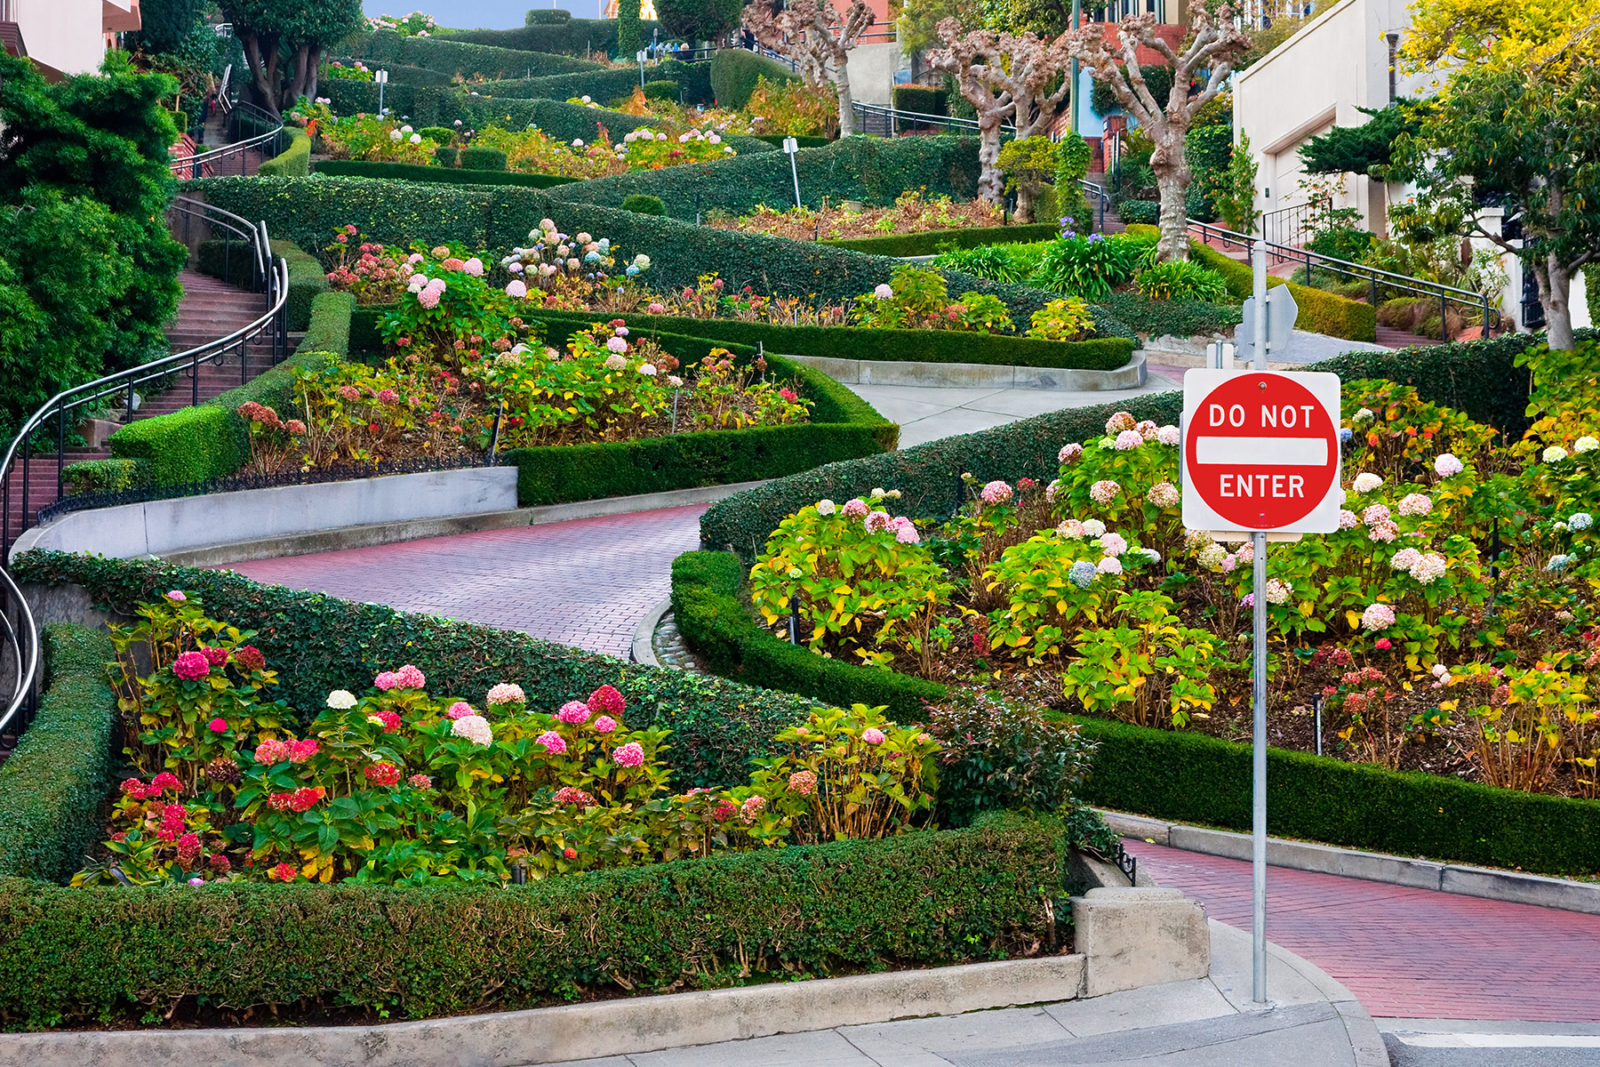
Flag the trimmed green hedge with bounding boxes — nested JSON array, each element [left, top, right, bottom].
[[10, 552, 816, 787], [454, 18, 662, 58], [1098, 291, 1242, 339], [313, 159, 580, 189], [1073, 717, 1600, 876], [672, 551, 945, 717], [709, 49, 798, 108], [458, 146, 507, 171], [892, 85, 948, 116], [1179, 233, 1377, 343], [473, 66, 646, 106], [530, 308, 1135, 371], [0, 812, 1065, 1027], [548, 136, 980, 220], [751, 133, 831, 149], [191, 175, 1124, 332], [0, 626, 117, 883], [108, 405, 244, 486], [349, 29, 604, 79], [257, 128, 309, 178], [319, 82, 457, 126], [826, 222, 1059, 257]]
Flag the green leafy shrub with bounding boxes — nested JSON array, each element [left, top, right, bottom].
[[107, 404, 243, 485], [313, 159, 578, 188], [710, 48, 798, 108], [472, 66, 647, 106], [457, 146, 507, 171], [932, 243, 1031, 284], [642, 79, 679, 102], [1098, 291, 1242, 337], [1027, 297, 1097, 341], [621, 192, 666, 215], [417, 125, 454, 145], [892, 85, 947, 115], [452, 15, 659, 55], [256, 128, 310, 177], [828, 222, 1058, 257], [925, 690, 1096, 826], [1117, 199, 1159, 226], [348, 28, 602, 79], [0, 626, 117, 883], [1030, 234, 1148, 301], [433, 145, 457, 167], [1135, 259, 1230, 302], [62, 458, 145, 495]]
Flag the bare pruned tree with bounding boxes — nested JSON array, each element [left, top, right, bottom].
[[743, 0, 875, 137]]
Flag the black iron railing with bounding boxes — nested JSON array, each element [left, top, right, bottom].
[[170, 100, 285, 180], [1187, 218, 1497, 341], [2, 196, 288, 563], [1259, 196, 1331, 249], [850, 101, 1016, 139]]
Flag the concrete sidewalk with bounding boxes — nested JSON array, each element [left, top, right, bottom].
[[546, 922, 1388, 1067]]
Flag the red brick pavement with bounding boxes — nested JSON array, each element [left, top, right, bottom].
[[1124, 838, 1600, 1022], [221, 505, 707, 658]]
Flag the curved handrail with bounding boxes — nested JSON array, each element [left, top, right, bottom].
[[0, 564, 39, 738], [1, 196, 289, 563], [170, 100, 286, 179]]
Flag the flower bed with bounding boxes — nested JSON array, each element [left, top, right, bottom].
[[710, 191, 1005, 244], [694, 340, 1600, 809], [0, 559, 1086, 1028]]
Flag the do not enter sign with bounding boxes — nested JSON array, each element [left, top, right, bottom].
[[1180, 369, 1342, 533]]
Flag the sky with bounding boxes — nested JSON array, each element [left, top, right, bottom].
[[361, 1, 606, 31]]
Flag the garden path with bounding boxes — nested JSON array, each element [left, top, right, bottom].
[[1123, 838, 1600, 1023]]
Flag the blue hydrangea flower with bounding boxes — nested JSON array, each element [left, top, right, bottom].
[[1069, 560, 1097, 589], [1547, 554, 1572, 573], [1570, 512, 1593, 531], [1339, 427, 1354, 444]]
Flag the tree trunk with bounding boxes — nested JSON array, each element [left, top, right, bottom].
[[286, 45, 311, 110], [973, 111, 1004, 204], [307, 48, 321, 103], [240, 33, 280, 119], [1150, 123, 1191, 261], [1534, 254, 1575, 351], [1015, 185, 1037, 223], [834, 60, 854, 137]]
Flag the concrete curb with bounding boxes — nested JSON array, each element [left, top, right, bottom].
[[783, 350, 1147, 392], [1102, 809, 1600, 916], [631, 597, 671, 666], [1206, 921, 1391, 1067], [163, 481, 767, 568], [0, 956, 1090, 1067]]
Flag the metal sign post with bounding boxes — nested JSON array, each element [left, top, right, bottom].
[[636, 50, 647, 89], [782, 136, 802, 209], [375, 69, 388, 116], [1180, 241, 1340, 1008]]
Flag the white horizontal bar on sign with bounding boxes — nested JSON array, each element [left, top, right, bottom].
[[1194, 436, 1327, 466]]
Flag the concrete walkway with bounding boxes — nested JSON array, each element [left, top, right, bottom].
[[547, 922, 1384, 1067]]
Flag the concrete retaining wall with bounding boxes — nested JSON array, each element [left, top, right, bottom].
[[788, 350, 1147, 391], [9, 467, 519, 564]]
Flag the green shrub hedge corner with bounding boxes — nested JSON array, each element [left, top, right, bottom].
[[349, 29, 604, 80], [0, 625, 117, 883], [1071, 716, 1600, 876], [458, 146, 508, 171], [642, 79, 679, 102], [108, 404, 244, 486], [710, 49, 799, 108], [826, 222, 1059, 257], [548, 136, 981, 220], [672, 551, 947, 717], [1097, 291, 1242, 339], [751, 133, 831, 149], [892, 85, 948, 116], [313, 159, 580, 189], [193, 175, 1105, 332], [10, 551, 822, 787], [528, 308, 1136, 371], [0, 812, 1065, 1027], [62, 458, 144, 495], [257, 128, 310, 178], [621, 193, 667, 216], [434, 146, 458, 167]]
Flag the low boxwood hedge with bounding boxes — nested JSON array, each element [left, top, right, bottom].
[[1098, 291, 1242, 339], [709, 48, 799, 108], [0, 811, 1066, 1027], [256, 128, 309, 178], [108, 404, 244, 486], [671, 551, 945, 717], [826, 222, 1059, 257], [0, 625, 117, 883], [349, 29, 604, 80], [751, 133, 831, 149], [452, 17, 662, 59], [311, 160, 582, 190]]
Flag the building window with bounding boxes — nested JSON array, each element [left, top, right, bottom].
[[1387, 33, 1399, 101]]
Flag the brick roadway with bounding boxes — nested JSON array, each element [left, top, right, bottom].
[[222, 505, 707, 658], [1124, 838, 1600, 1022]]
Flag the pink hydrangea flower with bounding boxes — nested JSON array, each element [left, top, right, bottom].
[[172, 651, 210, 681], [446, 701, 475, 720], [861, 727, 886, 745], [980, 480, 1013, 505], [606, 336, 628, 354], [254, 739, 291, 765], [592, 715, 618, 733], [417, 286, 441, 309], [464, 257, 484, 276], [165, 589, 187, 602], [613, 741, 645, 767], [451, 715, 493, 746], [395, 665, 425, 689], [407, 773, 433, 790], [1099, 532, 1128, 557], [287, 739, 319, 764], [1157, 425, 1181, 446], [873, 283, 893, 300], [1361, 603, 1396, 631], [894, 519, 921, 545], [1057, 519, 1086, 539], [842, 498, 869, 519], [787, 770, 817, 796], [1338, 509, 1359, 530], [536, 730, 567, 755], [374, 671, 400, 691], [1146, 482, 1180, 508], [741, 795, 766, 818], [1434, 453, 1464, 477], [1362, 504, 1392, 526], [1398, 493, 1432, 517], [588, 685, 625, 715], [1368, 520, 1399, 543], [865, 510, 893, 533], [1114, 429, 1144, 451], [1089, 480, 1121, 505], [1391, 548, 1423, 571], [207, 718, 227, 733], [558, 700, 591, 724], [487, 682, 526, 706], [1059, 443, 1083, 464], [506, 280, 528, 298], [1096, 556, 1124, 575]]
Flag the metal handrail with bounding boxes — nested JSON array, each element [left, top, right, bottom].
[[0, 563, 39, 739], [1077, 179, 1110, 234], [1187, 218, 1496, 340], [851, 101, 1017, 139], [1258, 196, 1331, 249], [1, 196, 289, 564], [170, 100, 284, 179]]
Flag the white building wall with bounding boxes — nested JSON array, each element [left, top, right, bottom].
[[11, 0, 133, 77]]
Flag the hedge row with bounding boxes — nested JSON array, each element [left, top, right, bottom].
[[529, 308, 1135, 371], [709, 49, 798, 108], [10, 551, 819, 787], [671, 551, 945, 718], [699, 330, 1544, 554], [826, 222, 1059, 257], [453, 18, 662, 58], [547, 136, 980, 221], [0, 812, 1065, 1027], [472, 66, 653, 108], [1098, 291, 1242, 339], [330, 60, 455, 87], [313, 159, 580, 189], [1176, 233, 1377, 342], [0, 626, 117, 884], [454, 94, 773, 157], [1073, 717, 1600, 876], [191, 175, 1127, 332], [256, 127, 309, 178], [892, 85, 948, 116], [752, 133, 831, 149], [348, 29, 604, 79], [319, 81, 456, 126]]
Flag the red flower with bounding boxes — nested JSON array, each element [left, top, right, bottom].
[[234, 645, 267, 673], [1375, 638, 1393, 650], [119, 777, 145, 797], [563, 847, 577, 859], [209, 853, 232, 873], [208, 718, 228, 733], [288, 786, 326, 812], [364, 762, 402, 787], [151, 771, 182, 794], [270, 862, 298, 882], [587, 684, 625, 716], [200, 646, 229, 667]]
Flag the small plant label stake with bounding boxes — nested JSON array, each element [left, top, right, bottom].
[[1179, 243, 1341, 1005]]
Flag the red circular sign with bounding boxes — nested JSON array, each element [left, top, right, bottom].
[[1185, 373, 1338, 530]]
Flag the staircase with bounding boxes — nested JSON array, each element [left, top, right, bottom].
[[2, 270, 276, 544]]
